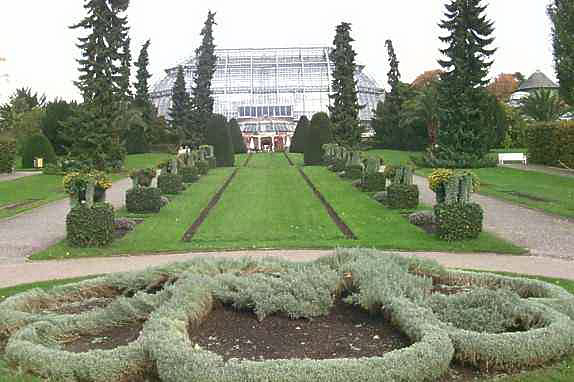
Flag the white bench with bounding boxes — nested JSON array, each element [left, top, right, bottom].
[[498, 152, 527, 166]]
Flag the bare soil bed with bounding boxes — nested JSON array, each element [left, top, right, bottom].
[[188, 300, 410, 361], [62, 321, 144, 353]]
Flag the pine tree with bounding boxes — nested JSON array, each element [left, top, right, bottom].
[[188, 11, 217, 148], [548, 0, 574, 105], [434, 0, 496, 164], [329, 22, 362, 149], [169, 66, 192, 145]]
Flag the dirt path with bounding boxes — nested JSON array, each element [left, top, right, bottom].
[[414, 175, 574, 260], [0, 249, 572, 288], [0, 178, 132, 265]]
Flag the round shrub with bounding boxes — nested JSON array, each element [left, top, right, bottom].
[[434, 202, 483, 241], [386, 184, 419, 209], [158, 173, 183, 195], [179, 166, 200, 183], [66, 203, 115, 247], [0, 138, 17, 173], [196, 160, 209, 175], [21, 134, 57, 169], [361, 173, 386, 192], [304, 112, 332, 165], [126, 187, 163, 213]]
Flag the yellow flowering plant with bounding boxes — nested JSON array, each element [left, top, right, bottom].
[[63, 171, 112, 195]]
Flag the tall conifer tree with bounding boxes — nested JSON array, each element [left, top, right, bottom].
[[329, 22, 362, 149], [68, 0, 132, 169], [188, 11, 217, 148], [434, 0, 496, 163], [548, 0, 574, 105], [134, 39, 152, 108], [169, 66, 192, 145]]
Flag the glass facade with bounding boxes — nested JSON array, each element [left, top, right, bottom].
[[150, 47, 384, 132]]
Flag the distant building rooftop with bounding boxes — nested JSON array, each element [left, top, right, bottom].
[[517, 70, 558, 92]]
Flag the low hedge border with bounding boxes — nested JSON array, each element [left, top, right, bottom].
[[5, 288, 173, 382], [126, 187, 163, 213]]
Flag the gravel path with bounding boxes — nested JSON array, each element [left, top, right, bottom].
[[414, 175, 574, 259], [504, 163, 574, 178], [0, 171, 41, 182], [0, 178, 132, 265], [0, 249, 572, 288]]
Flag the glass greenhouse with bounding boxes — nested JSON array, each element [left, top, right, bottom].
[[150, 47, 384, 150]]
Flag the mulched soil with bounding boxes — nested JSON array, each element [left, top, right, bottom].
[[188, 300, 410, 361], [62, 321, 144, 353]]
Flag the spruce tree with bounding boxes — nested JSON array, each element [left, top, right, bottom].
[[434, 0, 496, 164], [548, 0, 574, 105], [169, 66, 192, 145], [188, 11, 217, 147], [69, 0, 132, 168], [290, 116, 309, 153], [329, 22, 362, 149]]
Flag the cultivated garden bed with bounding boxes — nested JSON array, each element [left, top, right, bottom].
[[1, 249, 573, 381]]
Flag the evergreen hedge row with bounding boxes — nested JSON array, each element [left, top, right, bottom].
[[126, 187, 163, 213], [0, 138, 17, 173], [304, 113, 332, 165], [66, 203, 115, 247], [527, 121, 574, 167]]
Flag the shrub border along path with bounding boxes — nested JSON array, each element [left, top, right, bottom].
[[284, 152, 356, 240]]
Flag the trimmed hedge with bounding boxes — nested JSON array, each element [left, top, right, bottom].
[[0, 138, 17, 173], [21, 133, 57, 169], [434, 202, 483, 241], [66, 203, 115, 247], [304, 112, 332, 165], [197, 160, 209, 175], [360, 173, 386, 192], [126, 187, 163, 213], [386, 184, 419, 209], [343, 164, 364, 180], [180, 166, 200, 183], [527, 121, 574, 167], [158, 173, 183, 195]]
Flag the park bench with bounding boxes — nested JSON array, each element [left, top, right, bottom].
[[498, 152, 527, 166]]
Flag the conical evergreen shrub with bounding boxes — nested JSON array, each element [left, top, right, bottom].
[[21, 134, 57, 168], [206, 114, 235, 167], [290, 116, 309, 153], [304, 112, 333, 165], [229, 118, 247, 154]]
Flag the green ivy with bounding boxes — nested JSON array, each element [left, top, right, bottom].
[[386, 184, 419, 209], [157, 173, 183, 195], [179, 166, 200, 183], [434, 202, 483, 241], [66, 203, 115, 247], [126, 187, 162, 213]]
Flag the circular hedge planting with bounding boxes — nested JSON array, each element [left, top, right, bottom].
[[1, 249, 573, 381]]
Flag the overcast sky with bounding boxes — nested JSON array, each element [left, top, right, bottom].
[[0, 1, 556, 104]]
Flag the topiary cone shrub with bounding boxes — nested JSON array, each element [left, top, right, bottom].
[[158, 173, 183, 195], [126, 187, 163, 213], [21, 133, 57, 169], [304, 112, 333, 165], [66, 203, 115, 247], [0, 138, 17, 173]]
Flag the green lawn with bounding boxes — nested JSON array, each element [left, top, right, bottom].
[[192, 153, 344, 247], [31, 152, 522, 260], [0, 153, 173, 220], [366, 149, 574, 219], [0, 271, 572, 381]]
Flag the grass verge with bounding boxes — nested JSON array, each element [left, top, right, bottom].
[[366, 149, 574, 220]]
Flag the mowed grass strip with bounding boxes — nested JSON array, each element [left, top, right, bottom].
[[0, 153, 173, 220], [30, 168, 234, 260], [192, 153, 344, 246], [366, 149, 574, 219], [301, 165, 524, 254]]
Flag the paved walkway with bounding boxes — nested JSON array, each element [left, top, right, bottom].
[[0, 250, 573, 288], [414, 175, 574, 260], [0, 178, 132, 265], [504, 163, 574, 178], [0, 171, 41, 183]]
